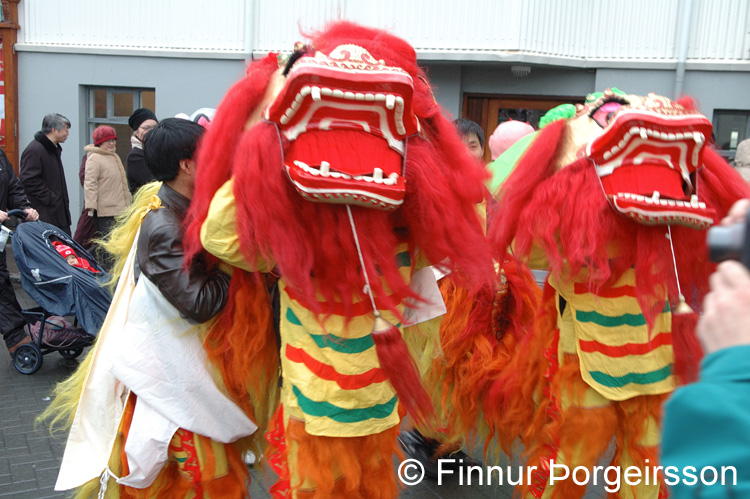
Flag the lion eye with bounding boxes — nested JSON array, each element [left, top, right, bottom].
[[591, 101, 624, 128]]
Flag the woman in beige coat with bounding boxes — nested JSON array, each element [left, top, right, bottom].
[[84, 125, 131, 267]]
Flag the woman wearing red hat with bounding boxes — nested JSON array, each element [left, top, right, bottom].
[[83, 125, 132, 268]]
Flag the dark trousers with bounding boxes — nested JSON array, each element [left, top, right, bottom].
[[93, 215, 116, 272], [0, 248, 26, 352], [93, 215, 116, 238]]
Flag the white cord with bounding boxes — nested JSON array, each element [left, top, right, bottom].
[[666, 226, 684, 299], [345, 205, 379, 316], [97, 467, 120, 499]]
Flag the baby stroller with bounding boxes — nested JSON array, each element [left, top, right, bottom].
[[3, 210, 112, 374]]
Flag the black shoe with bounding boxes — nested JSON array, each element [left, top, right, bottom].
[[398, 430, 485, 480], [436, 447, 484, 473], [398, 429, 441, 479]]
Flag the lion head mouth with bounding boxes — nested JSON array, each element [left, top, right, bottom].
[[266, 44, 420, 210], [584, 90, 715, 229]]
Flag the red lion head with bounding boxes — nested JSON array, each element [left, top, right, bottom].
[[185, 21, 493, 318]]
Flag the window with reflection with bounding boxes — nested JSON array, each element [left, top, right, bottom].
[[85, 87, 156, 166], [713, 110, 750, 163]]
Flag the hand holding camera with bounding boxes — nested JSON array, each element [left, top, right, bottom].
[[702, 198, 750, 354], [699, 260, 750, 355], [707, 198, 750, 266]]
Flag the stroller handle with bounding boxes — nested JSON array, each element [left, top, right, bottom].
[[5, 208, 27, 220], [0, 209, 25, 245]]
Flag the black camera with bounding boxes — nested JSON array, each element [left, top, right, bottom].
[[707, 212, 750, 267]]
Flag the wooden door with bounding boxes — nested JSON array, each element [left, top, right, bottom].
[[0, 0, 19, 172], [463, 93, 584, 163]]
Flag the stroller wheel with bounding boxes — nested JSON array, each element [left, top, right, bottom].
[[13, 343, 43, 375], [59, 348, 84, 360]]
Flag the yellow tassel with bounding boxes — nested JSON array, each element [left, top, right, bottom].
[[674, 294, 694, 315]]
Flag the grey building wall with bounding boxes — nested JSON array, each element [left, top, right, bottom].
[[594, 69, 675, 101], [18, 50, 750, 234], [459, 65, 596, 98], [681, 71, 750, 122], [18, 51, 247, 228], [595, 68, 750, 120], [427, 62, 750, 147], [425, 63, 598, 118], [424, 63, 597, 119], [427, 63, 750, 125], [422, 63, 462, 119]]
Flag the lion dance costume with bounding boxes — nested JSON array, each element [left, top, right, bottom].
[[471, 89, 750, 498], [183, 21, 494, 498]]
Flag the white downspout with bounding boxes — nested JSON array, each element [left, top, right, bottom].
[[244, 0, 255, 66], [674, 0, 694, 99]]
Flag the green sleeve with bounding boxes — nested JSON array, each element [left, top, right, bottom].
[[661, 345, 750, 497], [486, 132, 537, 197]]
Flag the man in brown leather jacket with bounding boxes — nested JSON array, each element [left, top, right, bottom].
[[138, 118, 230, 322], [57, 118, 249, 496]]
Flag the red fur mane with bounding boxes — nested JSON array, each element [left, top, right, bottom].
[[185, 21, 494, 320], [184, 53, 279, 267], [489, 118, 750, 327]]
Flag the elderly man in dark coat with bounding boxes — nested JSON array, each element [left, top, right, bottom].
[[19, 113, 72, 234], [0, 148, 38, 356]]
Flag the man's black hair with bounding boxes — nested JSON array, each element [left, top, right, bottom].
[[143, 118, 205, 181], [453, 118, 485, 149]]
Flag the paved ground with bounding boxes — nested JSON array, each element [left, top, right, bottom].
[[0, 344, 517, 498], [1, 246, 606, 498]]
